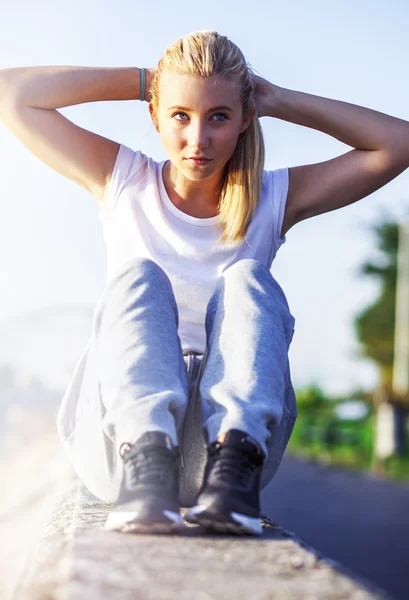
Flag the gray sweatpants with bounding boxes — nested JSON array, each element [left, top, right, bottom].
[[56, 258, 297, 507]]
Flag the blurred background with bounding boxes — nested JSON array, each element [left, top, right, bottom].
[[1, 1, 409, 599]]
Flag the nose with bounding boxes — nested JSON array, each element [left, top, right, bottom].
[[187, 119, 210, 150]]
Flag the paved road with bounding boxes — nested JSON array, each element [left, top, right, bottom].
[[261, 455, 409, 600]]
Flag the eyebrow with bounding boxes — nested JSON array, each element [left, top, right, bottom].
[[167, 105, 234, 112]]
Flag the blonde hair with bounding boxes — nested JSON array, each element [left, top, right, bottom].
[[149, 30, 265, 245]]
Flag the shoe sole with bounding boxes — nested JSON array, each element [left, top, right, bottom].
[[184, 505, 262, 536], [104, 509, 187, 534]]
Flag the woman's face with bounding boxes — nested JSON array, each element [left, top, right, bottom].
[[150, 72, 254, 183]]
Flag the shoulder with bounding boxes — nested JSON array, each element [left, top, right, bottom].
[[262, 166, 289, 188], [100, 144, 155, 213], [262, 167, 289, 202]]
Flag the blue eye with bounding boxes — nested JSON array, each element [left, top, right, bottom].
[[173, 112, 228, 121], [213, 113, 228, 121], [174, 112, 188, 121]]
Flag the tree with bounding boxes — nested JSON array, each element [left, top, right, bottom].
[[353, 213, 408, 465], [354, 219, 398, 390]]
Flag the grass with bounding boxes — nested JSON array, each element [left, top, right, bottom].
[[286, 408, 409, 484]]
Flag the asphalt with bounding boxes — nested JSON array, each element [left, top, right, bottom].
[[262, 454, 409, 600]]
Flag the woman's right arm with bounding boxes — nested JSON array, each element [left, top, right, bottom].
[[0, 66, 154, 206]]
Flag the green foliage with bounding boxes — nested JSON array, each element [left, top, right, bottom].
[[353, 218, 399, 387], [295, 384, 328, 411], [285, 216, 409, 482], [287, 386, 409, 483], [383, 453, 409, 480], [355, 289, 396, 365]]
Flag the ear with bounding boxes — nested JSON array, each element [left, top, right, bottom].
[[149, 103, 159, 132], [239, 105, 256, 134]]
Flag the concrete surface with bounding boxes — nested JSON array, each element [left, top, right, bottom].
[[0, 425, 391, 600]]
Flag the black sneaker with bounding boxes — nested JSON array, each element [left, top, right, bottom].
[[184, 429, 265, 535], [104, 431, 186, 534]]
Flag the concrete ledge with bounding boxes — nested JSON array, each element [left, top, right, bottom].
[[2, 430, 392, 600]]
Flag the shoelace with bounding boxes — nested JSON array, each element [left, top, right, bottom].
[[208, 441, 262, 485], [125, 446, 178, 487]]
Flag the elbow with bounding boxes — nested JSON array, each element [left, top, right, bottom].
[[0, 68, 33, 111], [379, 137, 409, 176]]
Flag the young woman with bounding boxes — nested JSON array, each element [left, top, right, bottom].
[[1, 30, 408, 536]]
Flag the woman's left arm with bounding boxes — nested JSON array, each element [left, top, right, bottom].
[[253, 75, 409, 237]]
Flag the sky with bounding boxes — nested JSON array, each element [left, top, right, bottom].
[[1, 0, 409, 398]]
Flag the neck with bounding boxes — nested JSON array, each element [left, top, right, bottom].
[[163, 160, 223, 218]]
